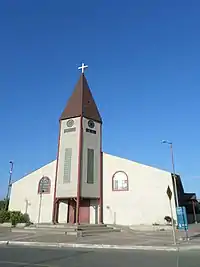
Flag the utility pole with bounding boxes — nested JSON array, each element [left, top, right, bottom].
[[5, 161, 14, 210], [169, 143, 179, 207], [161, 140, 179, 207]]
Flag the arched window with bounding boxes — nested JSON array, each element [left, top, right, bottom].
[[112, 171, 129, 191], [38, 176, 51, 194]]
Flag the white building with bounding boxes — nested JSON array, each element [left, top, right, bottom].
[[9, 67, 185, 226]]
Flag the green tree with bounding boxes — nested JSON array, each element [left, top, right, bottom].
[[0, 199, 8, 210]]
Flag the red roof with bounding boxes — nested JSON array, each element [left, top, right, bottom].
[[60, 74, 102, 123]]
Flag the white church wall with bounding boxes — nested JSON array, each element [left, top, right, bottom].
[[9, 160, 56, 224], [81, 118, 101, 198], [9, 152, 178, 226], [102, 153, 176, 226], [56, 117, 80, 198]]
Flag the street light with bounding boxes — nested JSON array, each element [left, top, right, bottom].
[[161, 140, 179, 208], [5, 161, 14, 210]]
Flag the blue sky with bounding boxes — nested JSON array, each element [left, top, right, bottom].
[[0, 0, 200, 199]]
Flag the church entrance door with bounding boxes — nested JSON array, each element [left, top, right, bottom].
[[68, 199, 76, 224], [79, 199, 90, 223]]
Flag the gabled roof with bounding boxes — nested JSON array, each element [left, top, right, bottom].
[[60, 74, 102, 123]]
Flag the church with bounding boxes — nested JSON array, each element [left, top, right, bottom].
[[9, 64, 193, 226]]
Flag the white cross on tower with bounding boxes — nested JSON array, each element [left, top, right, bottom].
[[78, 63, 88, 74]]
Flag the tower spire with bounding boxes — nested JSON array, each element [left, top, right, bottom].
[[59, 65, 102, 123]]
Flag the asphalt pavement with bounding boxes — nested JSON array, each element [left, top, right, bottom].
[[0, 246, 199, 267], [1, 224, 200, 254], [0, 229, 200, 247]]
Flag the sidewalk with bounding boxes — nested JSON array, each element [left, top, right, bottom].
[[1, 226, 200, 251]]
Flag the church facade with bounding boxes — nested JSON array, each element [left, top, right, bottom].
[[9, 67, 179, 226]]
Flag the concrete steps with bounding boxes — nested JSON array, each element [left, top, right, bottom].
[[12, 225, 77, 235], [12, 223, 121, 237], [76, 224, 120, 236], [79, 227, 120, 237], [32, 223, 76, 229]]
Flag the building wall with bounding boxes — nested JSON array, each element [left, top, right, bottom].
[[9, 153, 177, 226], [9, 161, 56, 224], [81, 118, 101, 198], [56, 117, 80, 198], [102, 153, 176, 226], [187, 214, 200, 224]]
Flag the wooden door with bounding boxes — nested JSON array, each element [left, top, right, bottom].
[[68, 199, 76, 224], [79, 199, 90, 224]]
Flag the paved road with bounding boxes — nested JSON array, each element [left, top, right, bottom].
[[0, 246, 199, 267]]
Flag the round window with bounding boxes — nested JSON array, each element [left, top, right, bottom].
[[66, 119, 74, 128], [88, 120, 95, 128]]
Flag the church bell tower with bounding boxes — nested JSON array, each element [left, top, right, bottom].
[[52, 64, 103, 224]]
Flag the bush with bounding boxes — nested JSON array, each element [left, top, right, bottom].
[[10, 211, 23, 226], [0, 210, 10, 223], [22, 213, 30, 224], [164, 216, 172, 223], [0, 210, 31, 226], [0, 199, 8, 210]]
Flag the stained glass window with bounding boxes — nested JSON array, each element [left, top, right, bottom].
[[38, 176, 51, 194], [112, 171, 128, 191]]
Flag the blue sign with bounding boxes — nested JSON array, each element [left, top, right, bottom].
[[176, 206, 188, 230]]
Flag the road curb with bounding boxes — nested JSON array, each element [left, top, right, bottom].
[[0, 240, 200, 251], [0, 240, 178, 251], [180, 245, 200, 251], [0, 241, 8, 245]]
